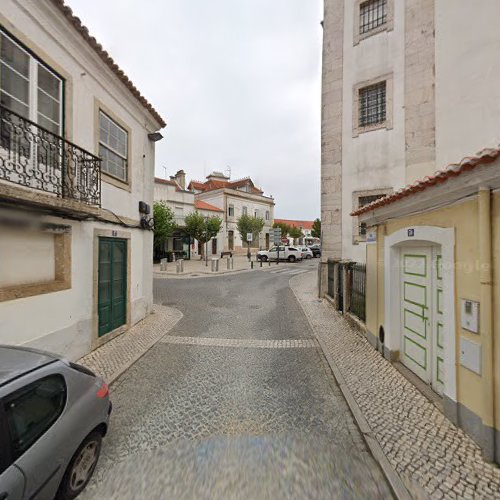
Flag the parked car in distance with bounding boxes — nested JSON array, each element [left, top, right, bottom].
[[0, 345, 112, 500], [257, 246, 303, 262], [301, 247, 313, 259], [308, 244, 321, 258]]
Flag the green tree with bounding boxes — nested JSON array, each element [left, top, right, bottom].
[[272, 221, 290, 238], [311, 218, 321, 238], [288, 226, 303, 240], [184, 211, 222, 260], [237, 214, 265, 258], [153, 201, 176, 254]]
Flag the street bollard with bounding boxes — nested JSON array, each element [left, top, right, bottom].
[[160, 258, 168, 272], [260, 260, 262, 267], [176, 260, 181, 273], [227, 257, 231, 270], [179, 259, 184, 273], [211, 258, 219, 272], [229, 257, 233, 270], [251, 261, 254, 269]]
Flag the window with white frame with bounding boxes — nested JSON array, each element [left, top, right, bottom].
[[265, 210, 270, 221], [359, 81, 386, 128], [242, 206, 247, 216], [228, 204, 234, 217], [0, 29, 63, 135], [254, 209, 259, 218], [99, 111, 128, 181], [359, 0, 387, 35]]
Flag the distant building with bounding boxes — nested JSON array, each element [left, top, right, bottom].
[[273, 219, 319, 246], [154, 172, 223, 259], [188, 172, 275, 253]]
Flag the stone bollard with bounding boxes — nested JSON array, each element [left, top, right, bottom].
[[160, 258, 168, 272], [176, 260, 181, 273], [211, 258, 219, 272], [226, 257, 231, 270], [179, 259, 184, 273], [229, 257, 233, 270]]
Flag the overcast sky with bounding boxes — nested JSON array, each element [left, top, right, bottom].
[[69, 0, 323, 220]]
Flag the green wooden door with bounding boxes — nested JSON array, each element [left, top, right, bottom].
[[98, 238, 127, 337]]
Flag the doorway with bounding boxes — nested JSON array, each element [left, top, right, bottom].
[[212, 238, 217, 255], [400, 247, 443, 394], [98, 238, 127, 337]]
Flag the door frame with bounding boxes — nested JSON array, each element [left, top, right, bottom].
[[92, 228, 131, 350], [384, 226, 456, 403]]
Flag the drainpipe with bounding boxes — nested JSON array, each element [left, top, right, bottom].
[[478, 187, 495, 461]]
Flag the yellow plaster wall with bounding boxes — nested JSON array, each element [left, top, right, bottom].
[[365, 242, 378, 339], [492, 192, 500, 431], [372, 197, 493, 424]]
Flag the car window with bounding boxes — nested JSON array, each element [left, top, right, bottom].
[[289, 247, 297, 251], [278, 246, 285, 252], [269, 247, 277, 252], [4, 375, 66, 460]]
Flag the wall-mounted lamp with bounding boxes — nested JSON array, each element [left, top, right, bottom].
[[148, 132, 163, 142]]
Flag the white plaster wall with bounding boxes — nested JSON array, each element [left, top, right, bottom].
[[341, 0, 406, 262], [435, 0, 500, 168], [0, 0, 158, 359]]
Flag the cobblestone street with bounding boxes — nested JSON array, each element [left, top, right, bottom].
[[82, 262, 392, 499], [291, 270, 500, 499]]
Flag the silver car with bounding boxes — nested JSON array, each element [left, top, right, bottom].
[[0, 346, 111, 499]]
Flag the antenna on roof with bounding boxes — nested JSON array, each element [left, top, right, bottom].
[[225, 165, 231, 179], [163, 166, 167, 178]]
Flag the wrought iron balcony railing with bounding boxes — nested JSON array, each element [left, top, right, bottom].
[[0, 104, 101, 207]]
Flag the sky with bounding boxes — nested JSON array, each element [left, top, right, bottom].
[[68, 0, 323, 220]]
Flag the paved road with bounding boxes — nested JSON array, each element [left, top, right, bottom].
[[84, 262, 392, 499]]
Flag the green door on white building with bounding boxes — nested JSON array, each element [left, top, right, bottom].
[[401, 247, 444, 394]]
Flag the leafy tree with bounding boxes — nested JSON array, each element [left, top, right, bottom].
[[184, 211, 222, 259], [237, 214, 265, 258], [153, 201, 176, 253], [311, 218, 321, 238], [288, 226, 303, 240], [272, 221, 290, 238]]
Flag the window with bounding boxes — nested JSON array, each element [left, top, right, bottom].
[[254, 209, 259, 218], [265, 211, 270, 221], [4, 375, 66, 460], [359, 81, 386, 128], [352, 190, 390, 242], [0, 29, 63, 135], [242, 206, 247, 216], [360, 0, 387, 35], [228, 204, 234, 217], [99, 111, 128, 181]]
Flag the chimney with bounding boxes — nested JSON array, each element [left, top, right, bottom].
[[175, 170, 186, 190]]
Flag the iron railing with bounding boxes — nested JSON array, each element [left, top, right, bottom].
[[0, 105, 101, 206], [349, 263, 366, 322], [327, 259, 335, 297]]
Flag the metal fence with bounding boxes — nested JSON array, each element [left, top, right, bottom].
[[349, 263, 366, 322], [327, 259, 335, 297]]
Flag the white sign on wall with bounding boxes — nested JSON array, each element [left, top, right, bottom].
[[247, 233, 253, 242]]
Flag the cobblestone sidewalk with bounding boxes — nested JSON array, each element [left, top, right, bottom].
[[78, 305, 182, 384], [291, 271, 500, 500]]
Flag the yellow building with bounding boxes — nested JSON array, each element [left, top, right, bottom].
[[352, 146, 500, 463]]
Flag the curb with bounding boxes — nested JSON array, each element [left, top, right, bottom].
[[289, 272, 413, 500]]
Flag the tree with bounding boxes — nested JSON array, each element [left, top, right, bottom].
[[153, 201, 176, 254], [272, 221, 290, 238], [184, 211, 222, 260], [312, 218, 321, 238], [288, 226, 303, 240], [237, 214, 265, 258]]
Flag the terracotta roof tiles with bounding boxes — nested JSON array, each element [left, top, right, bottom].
[[351, 146, 500, 216], [194, 200, 223, 212]]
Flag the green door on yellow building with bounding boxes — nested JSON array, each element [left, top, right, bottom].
[[98, 238, 127, 337], [401, 247, 444, 395]]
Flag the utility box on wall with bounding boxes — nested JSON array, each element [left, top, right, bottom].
[[460, 337, 481, 375], [460, 299, 479, 334]]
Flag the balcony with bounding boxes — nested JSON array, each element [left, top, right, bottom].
[[0, 105, 101, 211]]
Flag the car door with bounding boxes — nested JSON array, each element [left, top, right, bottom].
[[267, 246, 277, 260], [0, 404, 25, 500], [2, 372, 68, 499], [278, 246, 286, 260]]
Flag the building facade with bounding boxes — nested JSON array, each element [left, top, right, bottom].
[[188, 172, 275, 254], [273, 219, 319, 246], [320, 0, 500, 293], [0, 0, 165, 360], [154, 172, 224, 259], [353, 147, 500, 463]]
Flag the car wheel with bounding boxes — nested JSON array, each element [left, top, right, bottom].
[[57, 430, 102, 500], [261, 255, 268, 262], [288, 255, 296, 263]]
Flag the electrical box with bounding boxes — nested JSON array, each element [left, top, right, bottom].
[[460, 337, 481, 375], [460, 299, 479, 333]]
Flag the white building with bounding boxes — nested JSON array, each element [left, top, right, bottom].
[[320, 0, 500, 292], [154, 172, 224, 259], [0, 0, 165, 360], [188, 172, 275, 253]]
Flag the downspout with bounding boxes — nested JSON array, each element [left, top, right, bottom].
[[479, 187, 495, 461]]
